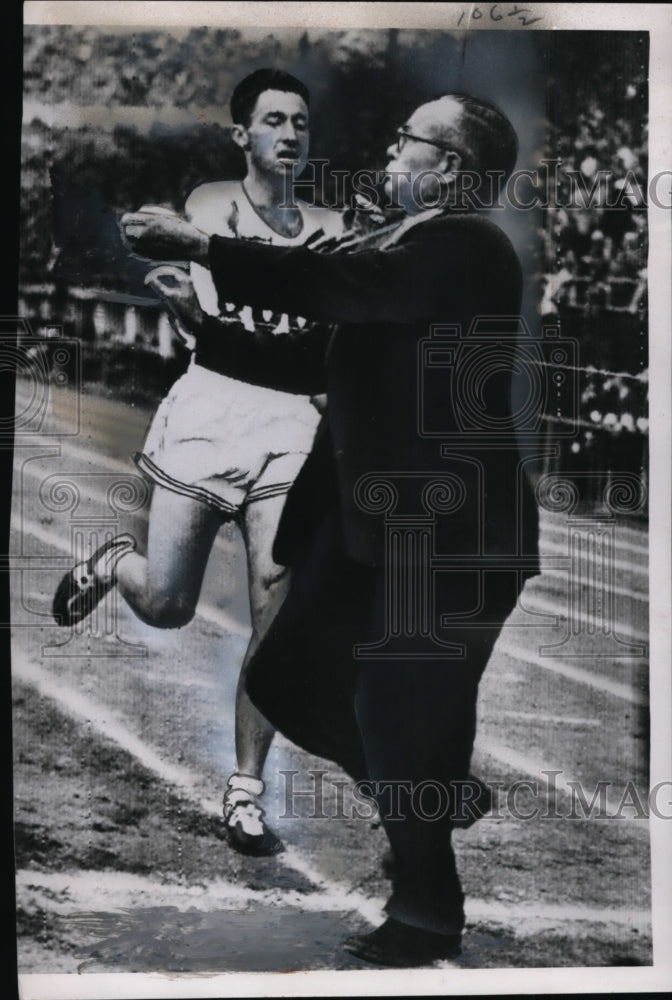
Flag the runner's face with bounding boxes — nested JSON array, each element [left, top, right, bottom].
[[244, 89, 309, 178]]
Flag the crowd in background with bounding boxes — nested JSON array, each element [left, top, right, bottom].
[[539, 46, 648, 474], [542, 97, 647, 316]]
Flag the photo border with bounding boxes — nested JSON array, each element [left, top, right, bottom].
[[13, 3, 672, 997]]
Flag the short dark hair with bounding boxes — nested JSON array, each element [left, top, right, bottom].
[[230, 69, 310, 127], [450, 94, 519, 180]]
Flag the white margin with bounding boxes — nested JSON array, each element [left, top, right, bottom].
[[16, 3, 672, 998]]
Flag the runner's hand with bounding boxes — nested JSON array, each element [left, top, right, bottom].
[[121, 206, 209, 262], [144, 265, 204, 349]]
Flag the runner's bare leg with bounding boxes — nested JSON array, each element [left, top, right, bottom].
[[115, 484, 224, 628], [114, 481, 286, 780], [235, 492, 292, 777]]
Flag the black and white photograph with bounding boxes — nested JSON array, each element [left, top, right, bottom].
[[8, 2, 672, 996]]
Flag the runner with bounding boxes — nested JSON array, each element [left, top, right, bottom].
[[53, 69, 343, 856]]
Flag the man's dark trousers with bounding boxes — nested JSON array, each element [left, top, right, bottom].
[[247, 507, 521, 935]]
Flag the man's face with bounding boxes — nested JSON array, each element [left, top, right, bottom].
[[238, 88, 309, 178], [384, 100, 462, 214]]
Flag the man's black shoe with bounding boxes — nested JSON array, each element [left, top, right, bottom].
[[343, 917, 461, 967]]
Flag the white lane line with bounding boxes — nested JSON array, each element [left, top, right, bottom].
[[492, 710, 601, 728], [497, 639, 648, 706], [197, 601, 250, 639], [539, 537, 648, 574], [466, 898, 650, 934], [478, 738, 578, 788], [9, 517, 76, 563], [18, 431, 136, 476], [15, 868, 380, 920], [11, 652, 383, 927], [538, 564, 648, 600], [269, 846, 384, 927], [519, 591, 648, 642], [539, 511, 649, 547], [475, 737, 649, 835], [13, 652, 222, 818], [540, 528, 649, 558], [16, 869, 651, 934]]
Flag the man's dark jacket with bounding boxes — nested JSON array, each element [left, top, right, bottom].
[[196, 210, 540, 576], [194, 210, 542, 775]]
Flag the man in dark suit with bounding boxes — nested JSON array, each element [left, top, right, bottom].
[[122, 93, 541, 967]]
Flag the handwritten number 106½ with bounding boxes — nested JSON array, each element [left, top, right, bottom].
[[458, 4, 545, 27]]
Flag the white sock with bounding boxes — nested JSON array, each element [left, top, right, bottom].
[[93, 534, 136, 586], [227, 773, 264, 797]]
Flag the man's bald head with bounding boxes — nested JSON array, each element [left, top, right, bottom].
[[384, 91, 518, 214], [416, 94, 518, 181]]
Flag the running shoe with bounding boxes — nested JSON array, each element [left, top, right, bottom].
[[52, 533, 136, 626], [222, 774, 284, 856]]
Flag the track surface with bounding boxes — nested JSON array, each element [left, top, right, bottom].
[[11, 379, 653, 977]]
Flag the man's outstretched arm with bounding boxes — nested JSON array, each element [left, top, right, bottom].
[[121, 210, 211, 265], [206, 231, 457, 325], [121, 209, 475, 326]]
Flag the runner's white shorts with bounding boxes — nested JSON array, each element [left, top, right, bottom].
[[134, 362, 320, 518]]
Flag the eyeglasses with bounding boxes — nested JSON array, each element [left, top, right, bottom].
[[395, 125, 458, 157]]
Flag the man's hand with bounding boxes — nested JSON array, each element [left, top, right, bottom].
[[144, 265, 205, 349], [121, 206, 210, 264]]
